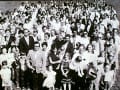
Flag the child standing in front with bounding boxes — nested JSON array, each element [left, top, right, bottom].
[[0, 60, 12, 90], [43, 65, 56, 90], [104, 64, 116, 90], [61, 52, 73, 90]]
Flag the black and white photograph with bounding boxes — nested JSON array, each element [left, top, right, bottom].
[[0, 0, 120, 90]]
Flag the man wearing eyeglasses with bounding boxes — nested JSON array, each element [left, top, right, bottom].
[[26, 42, 46, 90]]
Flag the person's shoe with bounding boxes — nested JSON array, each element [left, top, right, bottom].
[[16, 86, 20, 89], [27, 88, 31, 90], [21, 87, 25, 90], [55, 88, 59, 90]]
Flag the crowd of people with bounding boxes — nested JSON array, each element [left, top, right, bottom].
[[0, 0, 119, 90]]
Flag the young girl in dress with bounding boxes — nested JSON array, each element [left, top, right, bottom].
[[0, 61, 12, 90], [43, 65, 56, 90], [61, 52, 72, 90]]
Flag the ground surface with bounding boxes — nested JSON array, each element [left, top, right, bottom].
[[0, 1, 119, 90]]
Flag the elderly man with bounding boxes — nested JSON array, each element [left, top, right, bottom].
[[27, 41, 46, 90]]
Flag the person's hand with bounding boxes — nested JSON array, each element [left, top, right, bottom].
[[31, 68, 35, 73], [64, 74, 67, 77], [57, 60, 61, 63], [62, 73, 66, 77], [75, 68, 78, 72]]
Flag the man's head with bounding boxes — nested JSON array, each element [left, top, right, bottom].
[[18, 30, 24, 38], [5, 29, 11, 36], [34, 42, 40, 51], [24, 29, 29, 37], [33, 29, 38, 36], [65, 34, 71, 42]]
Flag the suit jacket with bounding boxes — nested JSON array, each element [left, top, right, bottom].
[[52, 37, 66, 50], [65, 41, 74, 57], [5, 35, 16, 50], [19, 36, 34, 55]]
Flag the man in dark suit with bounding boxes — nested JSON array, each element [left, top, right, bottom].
[[19, 29, 34, 55]]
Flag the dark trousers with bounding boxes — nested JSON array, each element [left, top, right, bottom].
[[55, 70, 62, 89], [0, 77, 3, 90], [20, 69, 33, 89], [32, 72, 44, 90], [19, 70, 27, 88], [14, 68, 20, 87]]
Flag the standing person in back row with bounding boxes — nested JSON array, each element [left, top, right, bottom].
[[18, 29, 34, 55]]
